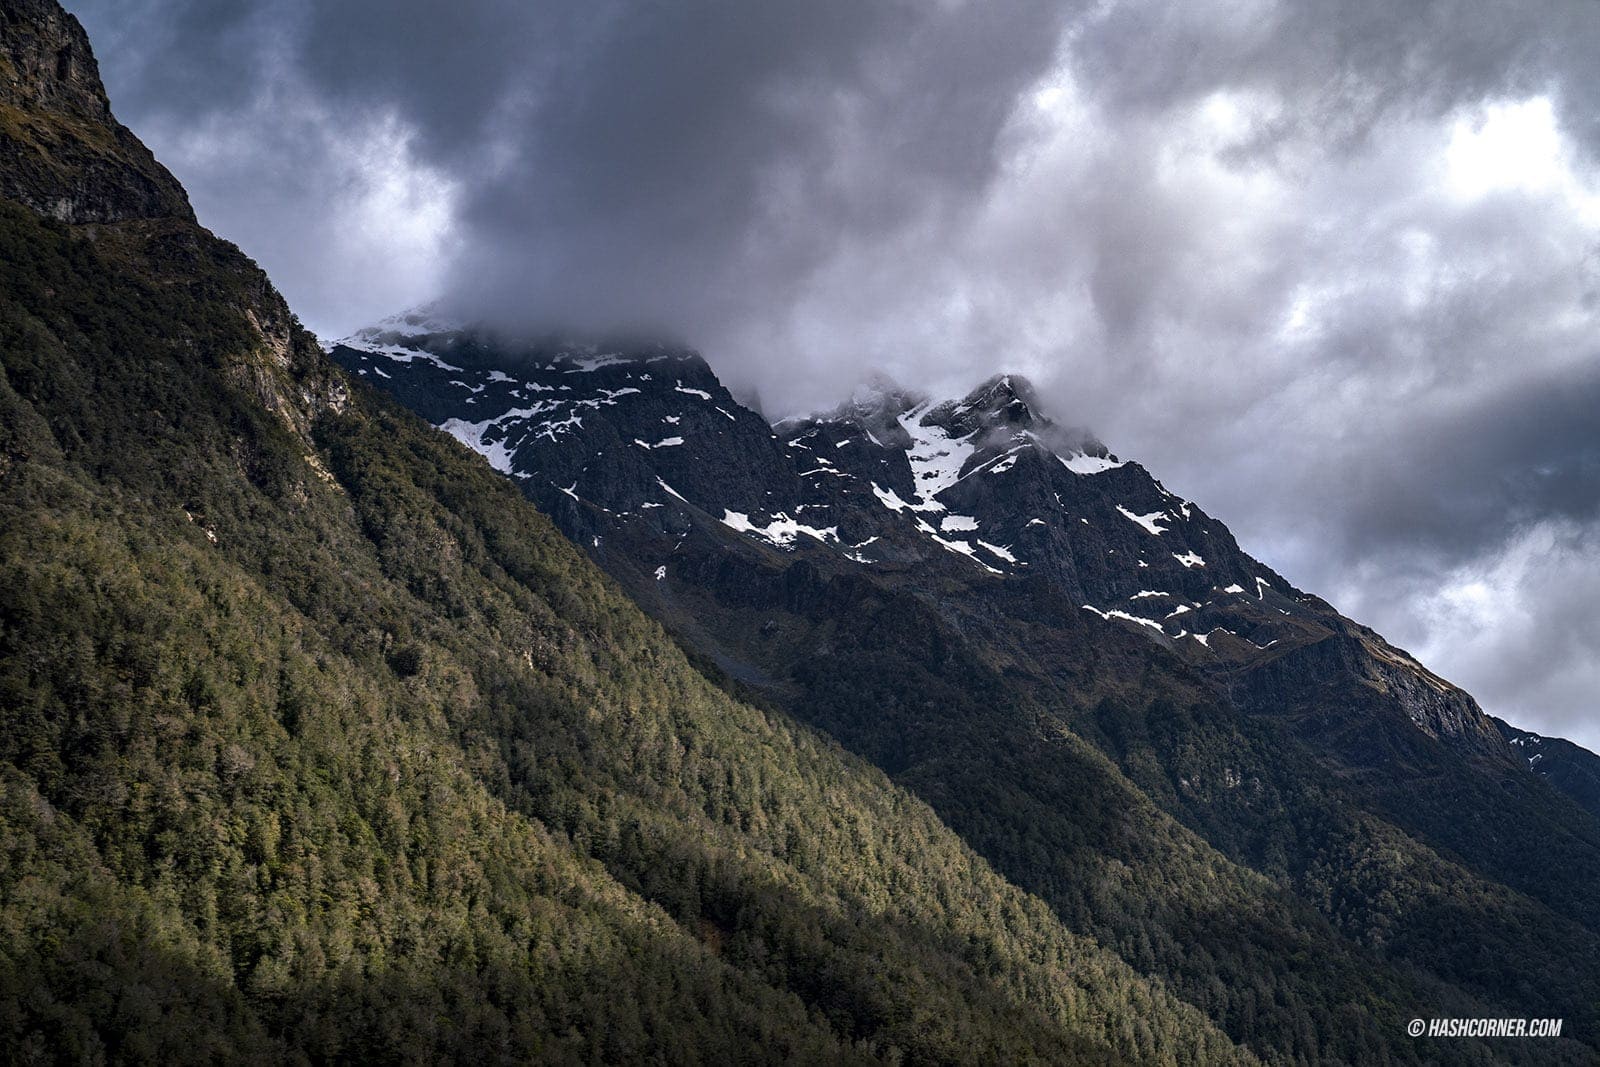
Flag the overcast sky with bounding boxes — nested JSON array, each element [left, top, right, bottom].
[[68, 0, 1600, 752]]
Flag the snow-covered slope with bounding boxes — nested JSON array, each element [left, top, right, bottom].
[[775, 370, 1312, 650], [329, 314, 1513, 757]]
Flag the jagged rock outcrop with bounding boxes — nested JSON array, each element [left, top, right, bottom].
[[0, 0, 192, 222], [331, 320, 1527, 775]]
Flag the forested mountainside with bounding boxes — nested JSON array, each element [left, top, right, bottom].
[[0, 3, 1268, 1062], [333, 308, 1600, 1060], [4, 0, 1597, 1062]]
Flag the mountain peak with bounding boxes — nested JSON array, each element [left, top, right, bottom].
[[343, 302, 470, 342], [1, 0, 108, 120], [0, 0, 193, 223], [972, 371, 1039, 405], [332, 307, 707, 380], [836, 370, 925, 421], [938, 372, 1042, 431], [851, 369, 912, 404]]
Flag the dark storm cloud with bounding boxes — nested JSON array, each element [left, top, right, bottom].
[[72, 0, 271, 117], [64, 0, 1600, 749], [1331, 362, 1600, 562], [330, 0, 1076, 335], [71, 0, 1078, 336]]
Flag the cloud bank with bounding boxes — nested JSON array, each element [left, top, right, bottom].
[[67, 0, 1600, 750]]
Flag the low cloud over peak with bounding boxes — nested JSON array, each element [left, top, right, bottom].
[[68, 0, 1600, 750]]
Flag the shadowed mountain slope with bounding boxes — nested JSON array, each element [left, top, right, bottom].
[[334, 312, 1600, 1063], [0, 4, 1266, 1062]]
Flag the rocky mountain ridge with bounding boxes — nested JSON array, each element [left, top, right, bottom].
[[1496, 716, 1600, 821], [331, 316, 1518, 760], [331, 313, 1600, 1057]]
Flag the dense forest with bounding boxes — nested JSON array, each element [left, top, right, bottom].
[[738, 571, 1600, 1063], [0, 199, 1252, 1061], [3, 1, 1597, 1061]]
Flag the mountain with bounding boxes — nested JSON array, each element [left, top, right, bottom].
[[333, 314, 1600, 1062], [0, 0, 191, 223], [328, 318, 1504, 754], [0, 5, 1270, 1062], [5, 0, 1597, 1059], [1496, 717, 1600, 822], [326, 318, 1558, 781]]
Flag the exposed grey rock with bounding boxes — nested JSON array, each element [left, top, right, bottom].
[[332, 319, 1533, 777], [0, 0, 193, 223]]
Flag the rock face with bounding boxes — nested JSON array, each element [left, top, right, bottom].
[[340, 327, 1600, 1016], [328, 316, 1536, 783], [0, 0, 193, 222], [0, 0, 342, 486], [332, 319, 1517, 766]]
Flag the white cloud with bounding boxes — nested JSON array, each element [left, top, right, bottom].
[[131, 88, 457, 342], [1445, 97, 1576, 203], [1337, 520, 1600, 753], [69, 0, 1600, 751]]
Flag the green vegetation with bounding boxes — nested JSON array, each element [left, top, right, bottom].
[[676, 564, 1600, 1063], [4, 6, 1597, 1054], [0, 201, 1252, 1063]]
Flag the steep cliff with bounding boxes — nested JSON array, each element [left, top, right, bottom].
[[0, 0, 192, 222]]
